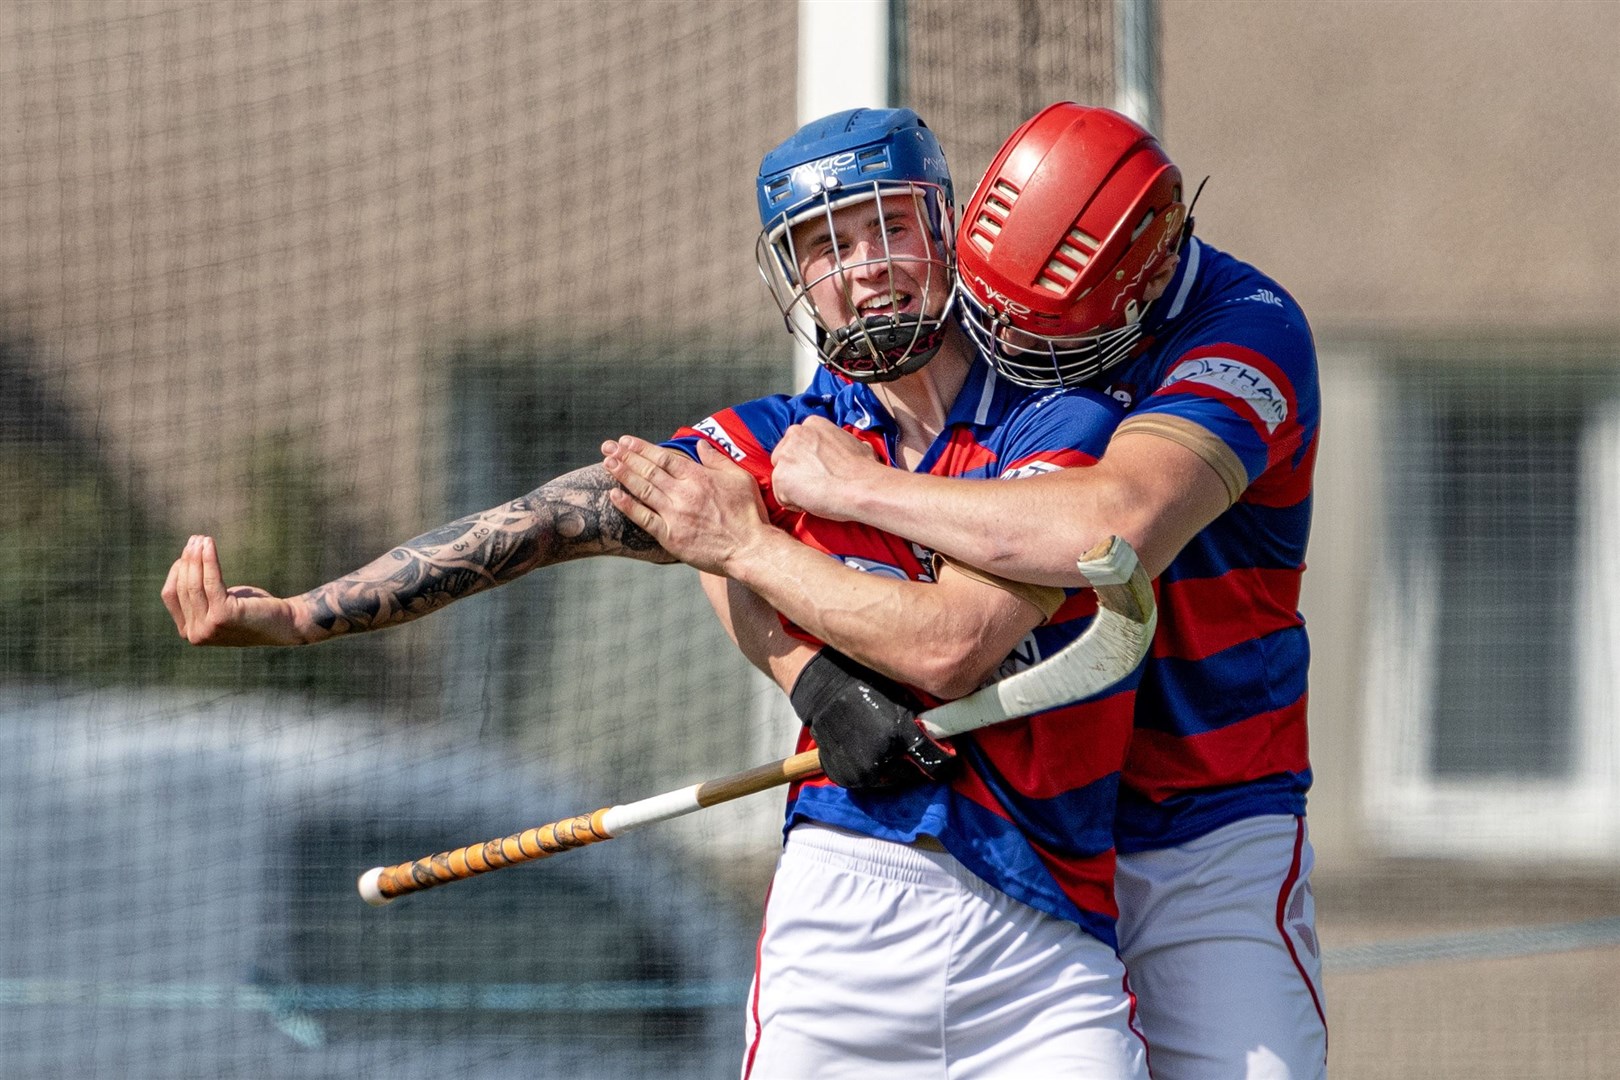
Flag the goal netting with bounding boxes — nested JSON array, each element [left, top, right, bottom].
[[0, 2, 1128, 1076]]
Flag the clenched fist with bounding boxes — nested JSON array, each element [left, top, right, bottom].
[[768, 416, 885, 519]]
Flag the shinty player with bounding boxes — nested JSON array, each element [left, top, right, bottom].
[[759, 103, 1328, 1078], [162, 109, 1150, 1076]]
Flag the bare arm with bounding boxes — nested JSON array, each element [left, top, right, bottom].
[[699, 571, 819, 692], [605, 437, 1042, 699], [718, 532, 1041, 699], [162, 464, 673, 647], [768, 418, 1232, 585]]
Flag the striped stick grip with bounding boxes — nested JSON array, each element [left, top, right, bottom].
[[359, 807, 616, 905], [358, 750, 826, 906]]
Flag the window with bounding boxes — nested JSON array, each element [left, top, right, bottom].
[[1365, 350, 1620, 859]]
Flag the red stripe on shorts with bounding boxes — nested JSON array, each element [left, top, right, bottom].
[[1274, 816, 1329, 1056], [741, 879, 774, 1079]]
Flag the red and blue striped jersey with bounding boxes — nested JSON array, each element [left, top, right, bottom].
[[666, 360, 1137, 948], [1101, 238, 1319, 853]]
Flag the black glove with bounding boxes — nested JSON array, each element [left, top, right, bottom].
[[788, 648, 959, 791]]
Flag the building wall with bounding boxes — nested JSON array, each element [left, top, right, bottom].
[[1161, 0, 1620, 334]]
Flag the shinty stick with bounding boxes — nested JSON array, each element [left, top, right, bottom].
[[359, 536, 1155, 906]]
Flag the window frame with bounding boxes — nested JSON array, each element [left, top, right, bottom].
[[1361, 348, 1620, 862]]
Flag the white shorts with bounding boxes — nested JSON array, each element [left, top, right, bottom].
[[742, 822, 1148, 1079], [1115, 814, 1328, 1080]]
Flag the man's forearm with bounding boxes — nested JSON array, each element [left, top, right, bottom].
[[295, 464, 673, 640], [834, 435, 1231, 585], [700, 572, 819, 692], [722, 529, 1036, 699], [836, 469, 1116, 587]]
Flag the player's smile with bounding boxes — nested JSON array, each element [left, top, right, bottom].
[[854, 289, 915, 318]]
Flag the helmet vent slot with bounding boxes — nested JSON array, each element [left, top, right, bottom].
[[1033, 226, 1100, 293], [1037, 260, 1079, 292], [1065, 226, 1101, 253], [764, 176, 793, 208], [857, 146, 891, 173]]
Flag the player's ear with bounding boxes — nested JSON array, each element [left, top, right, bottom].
[[1144, 253, 1181, 303]]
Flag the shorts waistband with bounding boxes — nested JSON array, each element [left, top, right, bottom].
[[784, 822, 995, 901]]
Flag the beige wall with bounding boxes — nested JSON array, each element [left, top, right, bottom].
[[1162, 0, 1620, 334]]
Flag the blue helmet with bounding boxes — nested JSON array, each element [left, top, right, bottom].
[[754, 109, 957, 382]]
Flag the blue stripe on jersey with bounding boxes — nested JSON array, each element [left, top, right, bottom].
[[960, 740, 1120, 857], [1114, 770, 1311, 854], [1158, 498, 1313, 583], [940, 794, 1121, 950], [663, 434, 706, 463], [1136, 626, 1310, 736]]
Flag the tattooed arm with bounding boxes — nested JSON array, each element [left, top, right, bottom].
[[161, 465, 673, 647]]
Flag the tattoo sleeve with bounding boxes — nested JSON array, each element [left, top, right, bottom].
[[301, 464, 674, 636]]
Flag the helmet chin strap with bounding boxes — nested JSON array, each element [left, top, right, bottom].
[[826, 313, 948, 382]]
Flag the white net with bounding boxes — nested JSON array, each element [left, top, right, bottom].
[[0, 2, 1124, 1076]]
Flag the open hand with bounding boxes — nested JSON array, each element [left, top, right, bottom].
[[160, 535, 304, 646], [601, 436, 772, 576], [768, 416, 883, 519]]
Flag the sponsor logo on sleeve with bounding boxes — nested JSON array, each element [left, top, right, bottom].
[[694, 417, 747, 461], [1163, 357, 1288, 432], [1001, 460, 1064, 480]]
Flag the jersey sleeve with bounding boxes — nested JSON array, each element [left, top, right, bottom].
[[1117, 313, 1318, 501], [993, 386, 1124, 477], [663, 393, 799, 488]]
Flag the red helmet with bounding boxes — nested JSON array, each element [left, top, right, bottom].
[[957, 103, 1187, 387]]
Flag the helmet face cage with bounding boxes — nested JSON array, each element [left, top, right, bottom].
[[957, 284, 1146, 389], [757, 179, 956, 383]]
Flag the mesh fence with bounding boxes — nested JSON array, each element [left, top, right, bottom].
[[0, 2, 1125, 1076]]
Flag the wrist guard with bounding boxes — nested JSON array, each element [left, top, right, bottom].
[[788, 648, 959, 791]]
